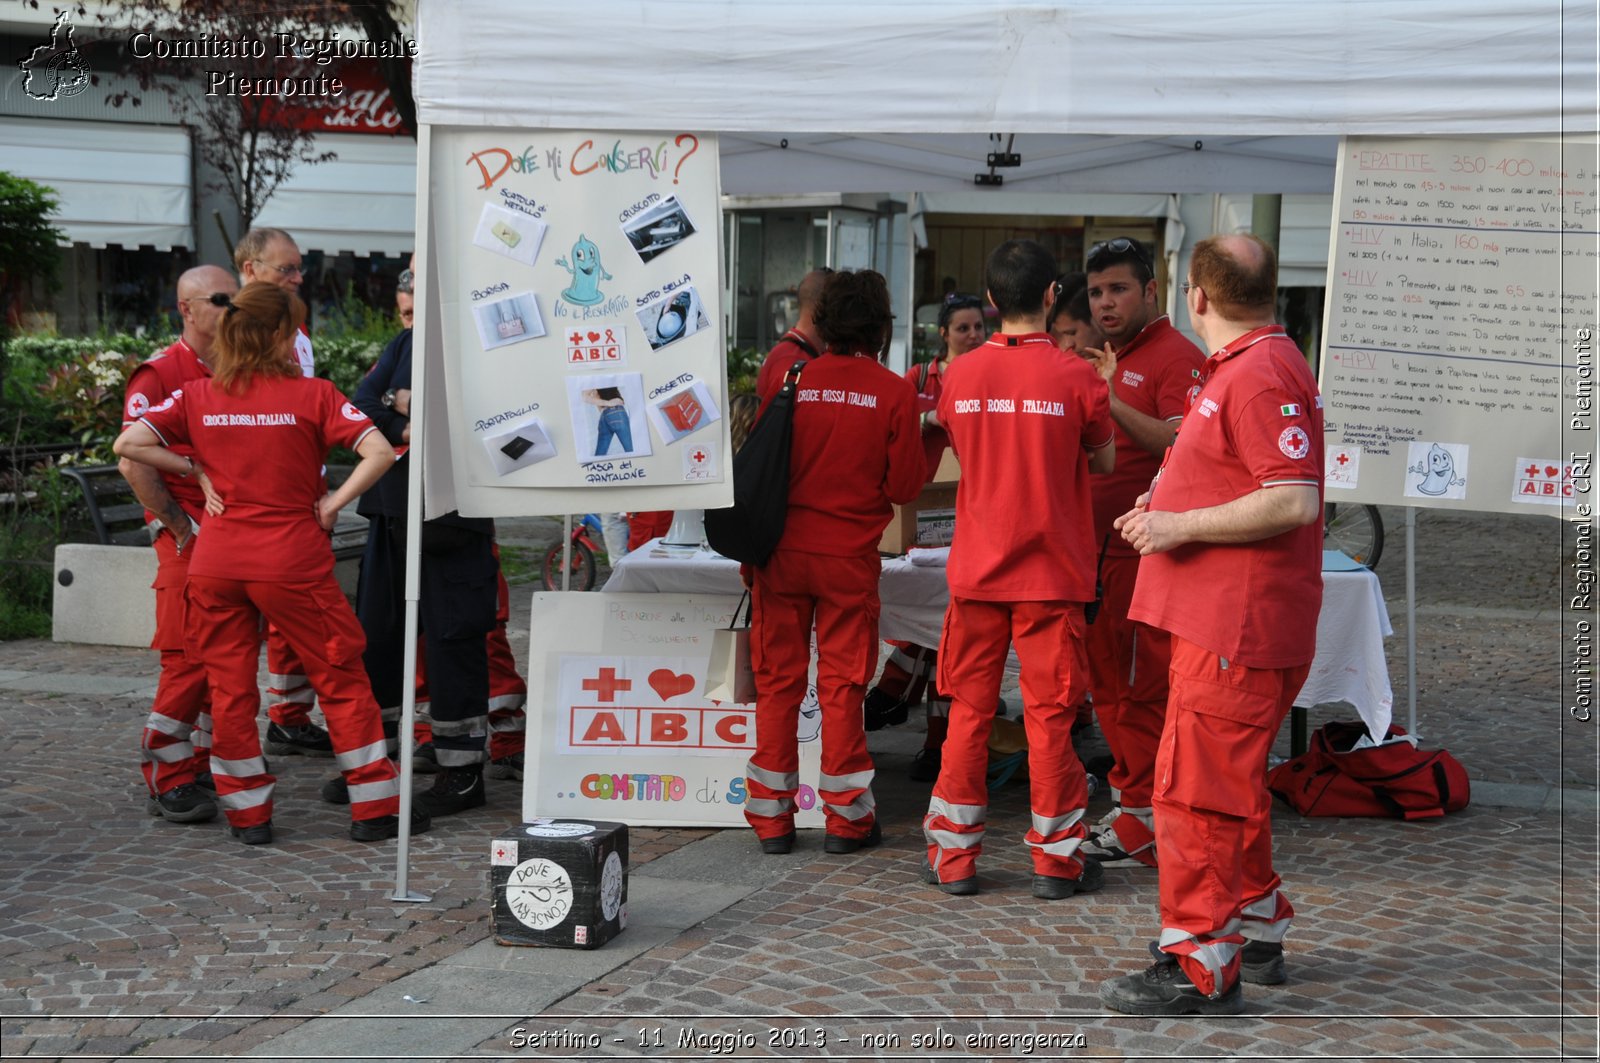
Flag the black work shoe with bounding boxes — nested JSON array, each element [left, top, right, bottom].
[[320, 776, 350, 805], [264, 722, 335, 757], [823, 820, 881, 854], [229, 820, 273, 846], [908, 747, 941, 782], [192, 770, 216, 794], [921, 857, 979, 896], [862, 688, 910, 731], [1031, 856, 1105, 900], [146, 783, 217, 824], [412, 742, 441, 774], [1100, 946, 1245, 1015], [1240, 939, 1287, 985], [415, 766, 487, 817], [350, 807, 432, 842], [487, 752, 524, 781], [759, 830, 796, 855]]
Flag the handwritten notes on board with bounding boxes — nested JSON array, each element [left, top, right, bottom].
[[1320, 136, 1596, 515]]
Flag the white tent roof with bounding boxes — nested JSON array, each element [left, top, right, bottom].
[[416, 1, 1596, 194]]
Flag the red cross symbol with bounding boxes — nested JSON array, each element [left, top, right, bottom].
[[1524, 463, 1541, 477], [493, 843, 510, 860], [1336, 453, 1350, 465], [569, 331, 584, 344], [583, 667, 632, 702], [691, 449, 707, 463]]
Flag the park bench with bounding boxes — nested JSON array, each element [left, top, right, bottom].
[[60, 464, 370, 559]]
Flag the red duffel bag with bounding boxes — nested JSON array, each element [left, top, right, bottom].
[[1267, 720, 1470, 820]]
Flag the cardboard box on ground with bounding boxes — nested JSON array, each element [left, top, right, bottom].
[[879, 450, 959, 555]]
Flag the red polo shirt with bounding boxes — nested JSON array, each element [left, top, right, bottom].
[[140, 375, 377, 582], [1090, 316, 1205, 557], [760, 351, 923, 557], [1128, 326, 1325, 668], [938, 332, 1114, 602], [122, 338, 211, 524], [754, 328, 820, 399]]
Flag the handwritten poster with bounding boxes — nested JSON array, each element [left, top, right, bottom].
[[523, 593, 826, 829], [1319, 135, 1596, 516], [425, 129, 731, 516]]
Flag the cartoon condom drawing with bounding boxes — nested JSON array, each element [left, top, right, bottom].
[[1414, 443, 1456, 495], [555, 234, 612, 306]]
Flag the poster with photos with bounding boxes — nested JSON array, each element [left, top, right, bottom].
[[427, 128, 730, 514]]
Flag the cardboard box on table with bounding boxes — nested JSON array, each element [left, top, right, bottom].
[[879, 449, 960, 555]]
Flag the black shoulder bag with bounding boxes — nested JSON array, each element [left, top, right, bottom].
[[704, 360, 806, 566]]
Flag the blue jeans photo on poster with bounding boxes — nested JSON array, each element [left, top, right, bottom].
[[596, 406, 632, 455]]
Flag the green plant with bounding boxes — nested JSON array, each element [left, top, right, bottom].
[[38, 349, 144, 465], [0, 465, 81, 641], [314, 281, 400, 395], [5, 333, 169, 448], [726, 346, 763, 395]]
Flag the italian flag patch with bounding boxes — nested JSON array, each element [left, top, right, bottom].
[[1280, 403, 1301, 416]]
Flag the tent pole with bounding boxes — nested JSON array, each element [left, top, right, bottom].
[[1405, 505, 1419, 740]]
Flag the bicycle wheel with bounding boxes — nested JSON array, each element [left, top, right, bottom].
[[541, 539, 597, 591], [1323, 503, 1384, 569]]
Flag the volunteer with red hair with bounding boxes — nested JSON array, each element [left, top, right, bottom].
[[114, 281, 425, 846], [743, 269, 923, 855]]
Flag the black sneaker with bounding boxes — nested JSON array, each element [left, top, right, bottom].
[[415, 766, 486, 817], [1240, 939, 1286, 985], [412, 741, 441, 774], [264, 722, 335, 757], [759, 830, 796, 855], [823, 820, 881, 854], [920, 857, 979, 896], [1099, 945, 1245, 1016], [862, 688, 909, 731], [1031, 856, 1105, 899], [908, 747, 941, 782], [146, 783, 217, 824], [229, 820, 273, 846], [320, 775, 350, 805], [487, 751, 524, 781], [350, 807, 432, 842]]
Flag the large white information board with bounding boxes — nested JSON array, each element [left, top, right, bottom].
[[1319, 135, 1597, 516], [423, 129, 731, 516]]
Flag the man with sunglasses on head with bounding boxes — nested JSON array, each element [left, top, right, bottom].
[[232, 227, 336, 759], [1076, 237, 1205, 873], [119, 265, 239, 825]]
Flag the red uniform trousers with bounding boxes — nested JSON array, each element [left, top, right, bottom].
[[264, 625, 316, 728], [185, 575, 400, 829], [139, 529, 211, 795], [1154, 635, 1305, 996], [744, 548, 879, 842], [925, 599, 1092, 882], [1086, 552, 1170, 853]]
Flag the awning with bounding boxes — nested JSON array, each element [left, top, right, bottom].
[[0, 117, 192, 250], [253, 133, 418, 257]]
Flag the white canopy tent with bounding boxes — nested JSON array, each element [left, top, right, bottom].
[[381, 0, 1596, 895]]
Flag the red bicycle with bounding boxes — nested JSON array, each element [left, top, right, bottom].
[[541, 514, 605, 591]]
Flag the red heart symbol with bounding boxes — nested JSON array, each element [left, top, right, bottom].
[[648, 669, 695, 701], [1546, 465, 1560, 477], [587, 330, 601, 342]]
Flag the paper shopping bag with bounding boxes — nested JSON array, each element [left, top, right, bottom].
[[703, 592, 756, 704]]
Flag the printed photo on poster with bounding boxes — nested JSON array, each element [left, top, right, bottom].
[[473, 203, 548, 268], [1325, 444, 1362, 490], [636, 286, 707, 351], [646, 378, 721, 445], [482, 416, 558, 476], [1511, 455, 1575, 507], [565, 324, 627, 368], [473, 291, 547, 350], [621, 196, 697, 263], [1404, 441, 1469, 500], [566, 372, 652, 464]]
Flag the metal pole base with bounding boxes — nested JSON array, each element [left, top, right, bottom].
[[389, 889, 433, 903]]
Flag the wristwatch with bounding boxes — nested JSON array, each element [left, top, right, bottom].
[[382, 389, 398, 408]]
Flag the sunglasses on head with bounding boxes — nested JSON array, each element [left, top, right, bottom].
[[1087, 237, 1153, 269], [397, 268, 414, 294], [944, 293, 983, 309], [183, 292, 233, 309]]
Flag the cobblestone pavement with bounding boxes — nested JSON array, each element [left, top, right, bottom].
[[1, 509, 1596, 1060]]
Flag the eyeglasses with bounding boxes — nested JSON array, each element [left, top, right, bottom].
[[1087, 237, 1153, 269], [254, 260, 303, 278], [182, 292, 234, 308], [397, 269, 414, 294], [1181, 281, 1201, 295]]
